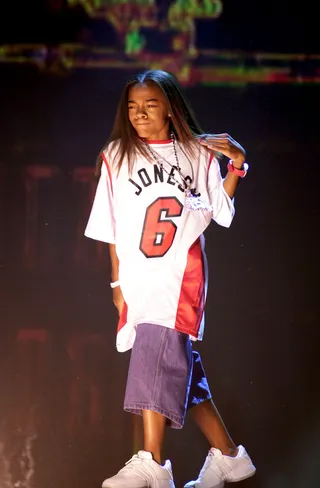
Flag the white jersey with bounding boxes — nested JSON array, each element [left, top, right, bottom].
[[85, 139, 234, 352]]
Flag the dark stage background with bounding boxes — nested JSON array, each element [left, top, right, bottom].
[[1, 2, 320, 488]]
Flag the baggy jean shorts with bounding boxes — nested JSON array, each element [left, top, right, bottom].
[[124, 323, 212, 429]]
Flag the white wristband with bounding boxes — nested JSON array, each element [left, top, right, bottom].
[[110, 280, 120, 288]]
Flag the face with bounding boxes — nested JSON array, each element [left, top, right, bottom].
[[128, 82, 171, 141]]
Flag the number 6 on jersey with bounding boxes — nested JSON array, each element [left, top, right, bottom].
[[139, 197, 183, 258]]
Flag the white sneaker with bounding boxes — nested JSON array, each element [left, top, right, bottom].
[[184, 445, 256, 488], [102, 450, 175, 488]]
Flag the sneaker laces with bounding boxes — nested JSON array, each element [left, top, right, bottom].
[[119, 454, 157, 484], [197, 450, 216, 480], [197, 449, 232, 481]]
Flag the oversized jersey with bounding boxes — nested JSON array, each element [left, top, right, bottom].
[[85, 139, 235, 352]]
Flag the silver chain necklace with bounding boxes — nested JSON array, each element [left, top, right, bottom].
[[143, 133, 214, 212]]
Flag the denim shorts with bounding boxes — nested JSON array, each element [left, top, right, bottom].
[[124, 323, 211, 429]]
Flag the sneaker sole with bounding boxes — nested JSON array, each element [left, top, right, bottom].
[[103, 483, 175, 488], [227, 466, 256, 483]]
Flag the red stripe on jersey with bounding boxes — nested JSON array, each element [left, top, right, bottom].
[[101, 152, 113, 196], [208, 152, 214, 170], [117, 302, 128, 333], [175, 238, 205, 338]]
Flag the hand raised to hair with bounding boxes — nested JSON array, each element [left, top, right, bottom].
[[198, 133, 246, 167]]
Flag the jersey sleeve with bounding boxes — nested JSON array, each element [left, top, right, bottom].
[[207, 156, 235, 228], [84, 156, 116, 244]]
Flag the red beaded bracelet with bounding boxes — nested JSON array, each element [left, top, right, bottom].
[[227, 160, 249, 178]]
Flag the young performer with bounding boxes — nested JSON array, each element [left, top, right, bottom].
[[85, 69, 256, 488]]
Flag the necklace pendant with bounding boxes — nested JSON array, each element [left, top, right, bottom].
[[185, 190, 213, 212]]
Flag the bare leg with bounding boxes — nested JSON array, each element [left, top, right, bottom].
[[142, 409, 166, 464], [191, 399, 238, 457]]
